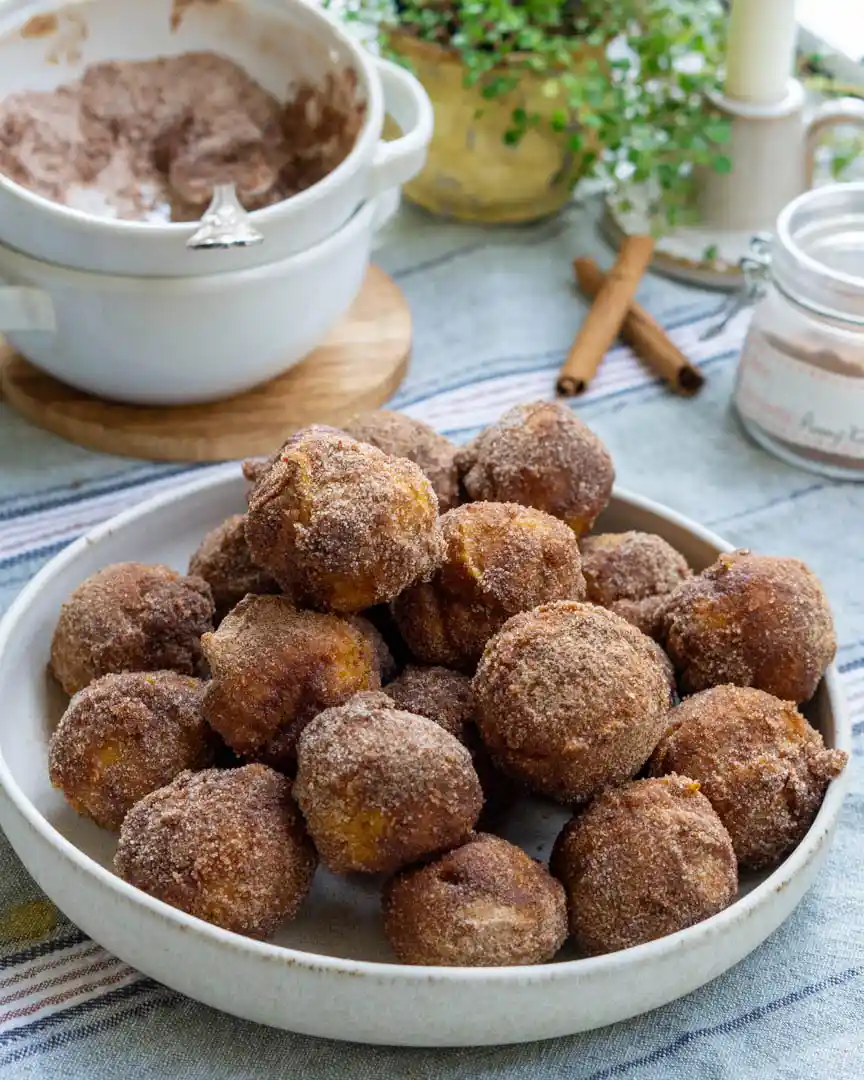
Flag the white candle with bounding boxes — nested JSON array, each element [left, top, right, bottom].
[[725, 0, 798, 105]]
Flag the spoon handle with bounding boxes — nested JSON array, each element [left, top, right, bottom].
[[186, 184, 264, 250]]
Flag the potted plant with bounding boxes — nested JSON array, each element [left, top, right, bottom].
[[328, 0, 731, 224]]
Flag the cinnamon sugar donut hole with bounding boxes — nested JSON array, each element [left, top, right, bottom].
[[648, 685, 847, 869], [383, 833, 567, 966], [393, 502, 586, 671], [580, 531, 691, 640], [50, 563, 215, 696], [201, 595, 381, 760], [115, 765, 316, 939], [455, 402, 614, 536], [343, 409, 461, 513], [187, 514, 279, 623], [294, 695, 483, 875], [473, 601, 670, 805], [385, 664, 519, 818], [245, 620, 393, 775], [245, 427, 444, 613], [551, 776, 738, 956], [661, 551, 836, 702], [49, 671, 213, 830], [385, 665, 475, 740]]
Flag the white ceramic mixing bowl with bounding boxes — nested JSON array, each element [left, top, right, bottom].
[[0, 194, 394, 404], [0, 0, 432, 276]]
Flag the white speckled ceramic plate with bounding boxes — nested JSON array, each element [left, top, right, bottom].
[[0, 470, 850, 1046]]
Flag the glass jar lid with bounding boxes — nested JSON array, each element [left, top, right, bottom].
[[772, 182, 864, 325]]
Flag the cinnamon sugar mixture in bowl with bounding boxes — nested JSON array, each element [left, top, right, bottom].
[[0, 51, 364, 222]]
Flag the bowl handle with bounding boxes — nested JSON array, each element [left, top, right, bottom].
[[0, 287, 56, 332], [366, 57, 434, 197]]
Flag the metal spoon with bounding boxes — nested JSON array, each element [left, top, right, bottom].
[[186, 183, 264, 250]]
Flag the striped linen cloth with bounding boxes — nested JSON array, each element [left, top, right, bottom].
[[0, 201, 861, 1078]]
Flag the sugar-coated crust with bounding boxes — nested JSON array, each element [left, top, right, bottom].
[[661, 550, 836, 702], [383, 833, 567, 966], [115, 765, 317, 939], [550, 775, 738, 955], [343, 409, 461, 513], [473, 601, 671, 804], [647, 685, 847, 868], [385, 665, 474, 739], [49, 671, 212, 830], [245, 427, 445, 613], [201, 595, 380, 757], [188, 514, 279, 622], [50, 562, 215, 695], [294, 696, 483, 874], [580, 531, 691, 639], [393, 502, 586, 670], [455, 402, 614, 536]]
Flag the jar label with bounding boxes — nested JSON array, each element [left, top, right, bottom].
[[735, 334, 864, 460]]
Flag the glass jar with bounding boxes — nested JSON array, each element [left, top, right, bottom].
[[733, 182, 864, 481]]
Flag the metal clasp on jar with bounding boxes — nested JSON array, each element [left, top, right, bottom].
[[701, 234, 774, 340]]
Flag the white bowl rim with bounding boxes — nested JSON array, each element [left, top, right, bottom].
[[0, 195, 380, 287], [0, 467, 851, 984], [0, 0, 384, 235]]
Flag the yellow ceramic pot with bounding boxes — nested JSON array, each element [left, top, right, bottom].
[[391, 32, 594, 224]]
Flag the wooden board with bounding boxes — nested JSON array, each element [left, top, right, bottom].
[[0, 266, 410, 463]]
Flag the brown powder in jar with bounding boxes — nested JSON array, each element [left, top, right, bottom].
[[741, 328, 864, 474]]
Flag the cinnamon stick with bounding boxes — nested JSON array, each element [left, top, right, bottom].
[[556, 235, 655, 397], [573, 258, 705, 396]]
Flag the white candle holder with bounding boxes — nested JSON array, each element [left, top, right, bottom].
[[604, 79, 864, 291]]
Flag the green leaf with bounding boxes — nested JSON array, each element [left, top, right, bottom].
[[704, 121, 732, 144]]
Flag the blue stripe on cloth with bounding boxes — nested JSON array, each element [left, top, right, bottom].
[[0, 466, 162, 514], [704, 482, 833, 529], [391, 348, 568, 410], [2, 998, 178, 1070], [0, 465, 202, 520], [0, 983, 174, 1064], [0, 930, 88, 971], [0, 540, 73, 573], [579, 966, 864, 1080]]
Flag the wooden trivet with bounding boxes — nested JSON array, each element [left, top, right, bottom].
[[0, 266, 410, 463]]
